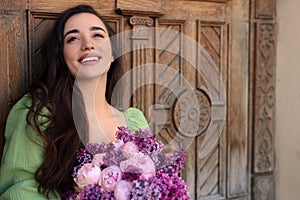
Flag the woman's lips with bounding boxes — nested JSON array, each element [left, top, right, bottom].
[[78, 53, 101, 64]]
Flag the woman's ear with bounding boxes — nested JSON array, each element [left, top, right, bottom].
[[111, 56, 114, 62]]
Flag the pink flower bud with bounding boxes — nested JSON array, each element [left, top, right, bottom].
[[75, 163, 101, 189], [120, 152, 156, 180], [100, 166, 122, 192], [120, 142, 139, 158], [114, 180, 133, 200]]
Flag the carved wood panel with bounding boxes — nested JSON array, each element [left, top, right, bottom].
[[250, 0, 276, 198], [253, 22, 276, 174], [197, 21, 227, 199], [28, 12, 56, 80]]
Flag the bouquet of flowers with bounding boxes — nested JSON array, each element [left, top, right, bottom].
[[63, 126, 190, 200]]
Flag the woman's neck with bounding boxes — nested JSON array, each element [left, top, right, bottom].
[[74, 75, 123, 143], [75, 75, 108, 111]]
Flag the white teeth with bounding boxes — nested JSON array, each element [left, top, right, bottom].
[[81, 57, 99, 63]]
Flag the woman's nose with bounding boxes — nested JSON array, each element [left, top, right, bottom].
[[81, 37, 94, 50]]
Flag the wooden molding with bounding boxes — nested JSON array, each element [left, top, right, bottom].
[[115, 8, 164, 18], [189, 0, 230, 2]]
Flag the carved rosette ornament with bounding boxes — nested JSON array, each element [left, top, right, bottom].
[[173, 90, 211, 137]]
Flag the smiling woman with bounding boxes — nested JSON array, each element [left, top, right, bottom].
[[63, 13, 113, 79], [0, 5, 148, 199]]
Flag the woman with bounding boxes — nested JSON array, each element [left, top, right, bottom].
[[0, 5, 148, 199]]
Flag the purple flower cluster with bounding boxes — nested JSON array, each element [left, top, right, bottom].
[[151, 171, 190, 200], [116, 127, 164, 167], [86, 142, 125, 167], [159, 148, 186, 175], [72, 148, 93, 178], [116, 127, 163, 155], [63, 127, 190, 200], [102, 143, 124, 167], [79, 185, 102, 200], [132, 128, 163, 155], [78, 184, 116, 200], [131, 171, 190, 200], [86, 143, 109, 154]]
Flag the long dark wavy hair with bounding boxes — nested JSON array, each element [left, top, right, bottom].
[[26, 5, 122, 198]]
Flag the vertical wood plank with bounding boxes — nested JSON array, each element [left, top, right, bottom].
[[197, 21, 227, 199], [0, 16, 9, 162], [226, 0, 249, 197], [0, 10, 28, 161]]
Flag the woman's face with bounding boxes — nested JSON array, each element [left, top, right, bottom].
[[63, 13, 113, 79]]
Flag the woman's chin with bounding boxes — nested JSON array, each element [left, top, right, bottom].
[[75, 65, 109, 80]]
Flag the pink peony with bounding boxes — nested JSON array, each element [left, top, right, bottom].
[[120, 141, 139, 158], [91, 153, 105, 167], [114, 180, 133, 200], [75, 163, 101, 189], [120, 152, 156, 180], [100, 165, 122, 192]]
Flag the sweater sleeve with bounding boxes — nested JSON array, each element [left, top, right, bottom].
[[0, 95, 59, 199], [124, 107, 149, 132]]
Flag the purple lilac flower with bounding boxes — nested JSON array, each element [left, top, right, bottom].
[[149, 171, 190, 200], [115, 126, 135, 142], [72, 148, 93, 178], [61, 188, 77, 200], [86, 143, 110, 155], [134, 128, 163, 154], [83, 187, 115, 200], [102, 143, 124, 166], [159, 148, 186, 175], [122, 171, 142, 182], [130, 180, 152, 200], [80, 184, 102, 200], [100, 191, 115, 200]]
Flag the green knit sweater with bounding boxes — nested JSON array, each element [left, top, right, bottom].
[[0, 94, 148, 199]]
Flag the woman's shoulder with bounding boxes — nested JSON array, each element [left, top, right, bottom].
[[124, 107, 149, 132], [6, 94, 32, 128], [5, 93, 49, 140], [10, 93, 32, 112], [9, 93, 50, 116], [7, 93, 41, 123]]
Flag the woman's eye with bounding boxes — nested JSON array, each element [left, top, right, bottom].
[[66, 37, 78, 43], [93, 33, 104, 38]]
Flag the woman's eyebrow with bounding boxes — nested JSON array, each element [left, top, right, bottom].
[[64, 29, 79, 38], [90, 26, 106, 32], [64, 26, 106, 38]]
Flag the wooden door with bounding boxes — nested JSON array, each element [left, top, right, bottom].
[[0, 0, 277, 199]]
